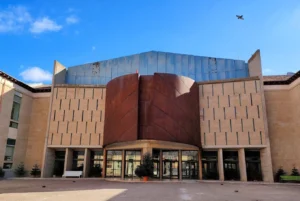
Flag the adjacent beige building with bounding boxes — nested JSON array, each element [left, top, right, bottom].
[[0, 50, 299, 182]]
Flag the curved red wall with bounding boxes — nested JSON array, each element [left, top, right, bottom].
[[103, 74, 139, 146], [103, 73, 200, 147]]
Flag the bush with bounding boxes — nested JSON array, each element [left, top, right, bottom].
[[30, 164, 41, 178], [14, 162, 26, 177], [274, 167, 286, 182], [134, 153, 153, 178], [0, 167, 5, 178], [291, 167, 300, 176]]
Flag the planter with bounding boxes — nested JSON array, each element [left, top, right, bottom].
[[143, 176, 149, 181]]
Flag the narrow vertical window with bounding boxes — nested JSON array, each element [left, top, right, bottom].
[[230, 119, 232, 132], [100, 110, 102, 122], [83, 88, 86, 99], [70, 133, 73, 145], [255, 81, 258, 93], [208, 120, 210, 133], [218, 96, 220, 108], [87, 99, 89, 110], [53, 110, 56, 121], [228, 95, 230, 107], [252, 118, 256, 131], [95, 122, 97, 133], [213, 108, 215, 120], [239, 94, 241, 106], [72, 110, 75, 121], [241, 119, 244, 132], [78, 99, 80, 110], [236, 132, 239, 145], [222, 83, 224, 95], [204, 133, 206, 145], [207, 96, 209, 108], [223, 107, 226, 119], [212, 85, 214, 96], [202, 108, 205, 121], [233, 82, 235, 94], [80, 133, 82, 145], [246, 106, 248, 119], [214, 132, 216, 145], [244, 81, 246, 94], [201, 85, 204, 97], [65, 88, 67, 99], [57, 122, 59, 133], [234, 106, 237, 119], [59, 99, 62, 110], [69, 99, 71, 110], [248, 132, 251, 145], [60, 133, 63, 145], [91, 111, 93, 122], [76, 122, 78, 133], [92, 88, 94, 99], [56, 88, 58, 99], [96, 100, 99, 110], [89, 133, 92, 145], [51, 133, 54, 144], [257, 105, 260, 118], [98, 133, 101, 145], [85, 122, 88, 133], [250, 93, 253, 106], [260, 131, 263, 144], [74, 88, 76, 99], [82, 111, 84, 122], [66, 122, 69, 133], [225, 132, 228, 145], [101, 88, 103, 99], [63, 110, 65, 121], [219, 120, 221, 132]]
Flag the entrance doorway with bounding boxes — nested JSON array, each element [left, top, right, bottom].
[[182, 161, 198, 179], [182, 151, 199, 179], [246, 150, 262, 181], [53, 151, 65, 177], [223, 151, 240, 181], [163, 160, 179, 179], [202, 151, 219, 180], [162, 151, 179, 179]]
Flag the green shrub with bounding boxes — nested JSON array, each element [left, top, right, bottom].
[[14, 162, 26, 177], [0, 167, 5, 178], [274, 167, 286, 182], [291, 167, 300, 176], [30, 164, 41, 178]]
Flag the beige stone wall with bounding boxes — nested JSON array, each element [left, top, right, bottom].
[[199, 78, 266, 147], [24, 97, 50, 170], [0, 78, 14, 167], [265, 83, 300, 174], [48, 86, 106, 147]]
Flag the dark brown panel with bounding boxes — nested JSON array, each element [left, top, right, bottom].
[[103, 74, 139, 145], [138, 73, 201, 147]]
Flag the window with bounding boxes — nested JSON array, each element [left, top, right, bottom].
[[72, 151, 85, 171], [3, 138, 16, 169], [9, 92, 22, 129]]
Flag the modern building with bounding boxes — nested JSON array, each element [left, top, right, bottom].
[[1, 50, 299, 182]]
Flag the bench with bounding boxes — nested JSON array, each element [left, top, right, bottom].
[[280, 175, 300, 183], [62, 171, 83, 178]]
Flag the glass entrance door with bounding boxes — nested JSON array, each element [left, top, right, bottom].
[[182, 161, 198, 179], [223, 151, 240, 181], [163, 160, 179, 179], [106, 150, 122, 178]]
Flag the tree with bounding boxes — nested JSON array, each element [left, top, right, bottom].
[[14, 162, 26, 177], [30, 164, 41, 178], [291, 167, 300, 176], [274, 166, 286, 182], [134, 153, 154, 178], [0, 167, 5, 178]]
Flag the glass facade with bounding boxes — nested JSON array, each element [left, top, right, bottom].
[[152, 149, 160, 178], [106, 150, 122, 178], [182, 151, 199, 179], [202, 151, 219, 180], [89, 150, 103, 177], [124, 150, 141, 178], [72, 151, 85, 171]]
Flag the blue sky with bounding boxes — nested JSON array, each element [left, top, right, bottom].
[[1, 0, 300, 85]]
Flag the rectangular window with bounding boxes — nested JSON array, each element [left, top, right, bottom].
[[4, 139, 16, 168], [10, 92, 22, 128]]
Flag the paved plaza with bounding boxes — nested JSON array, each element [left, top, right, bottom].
[[0, 179, 299, 201]]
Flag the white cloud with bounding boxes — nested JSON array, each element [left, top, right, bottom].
[[30, 17, 62, 33], [92, 46, 96, 51], [0, 6, 32, 32], [66, 15, 79, 24], [20, 67, 52, 82]]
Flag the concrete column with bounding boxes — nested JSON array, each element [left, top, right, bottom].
[[179, 150, 182, 180], [238, 149, 247, 181], [41, 148, 55, 178], [64, 148, 73, 172], [260, 148, 274, 182], [83, 148, 90, 178], [218, 149, 224, 181], [102, 149, 106, 178], [198, 150, 203, 180], [159, 150, 163, 180], [121, 150, 125, 179]]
